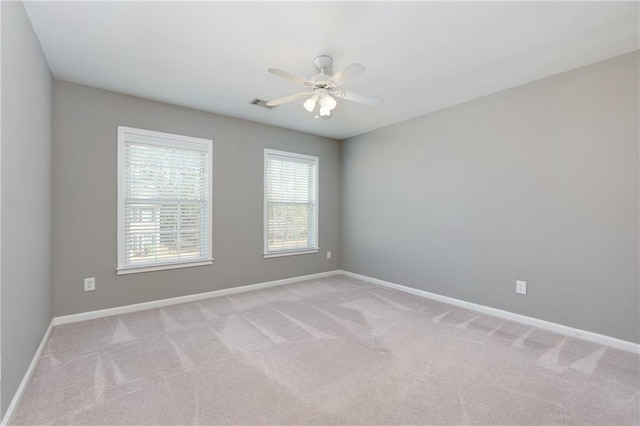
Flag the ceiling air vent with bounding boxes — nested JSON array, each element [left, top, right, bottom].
[[250, 98, 274, 109]]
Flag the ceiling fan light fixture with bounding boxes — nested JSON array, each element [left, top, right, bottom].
[[320, 93, 337, 111], [303, 94, 319, 112], [318, 107, 332, 119]]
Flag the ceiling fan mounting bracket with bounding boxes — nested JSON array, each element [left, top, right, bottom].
[[314, 55, 332, 71]]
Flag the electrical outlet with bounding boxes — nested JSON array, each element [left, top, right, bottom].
[[327, 251, 332, 259], [84, 277, 95, 291], [516, 280, 527, 295]]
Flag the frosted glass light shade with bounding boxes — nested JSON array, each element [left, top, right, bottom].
[[319, 107, 332, 119], [303, 95, 318, 112], [320, 94, 337, 110]]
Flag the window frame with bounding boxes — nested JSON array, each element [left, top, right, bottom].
[[117, 126, 213, 275], [263, 148, 319, 258]]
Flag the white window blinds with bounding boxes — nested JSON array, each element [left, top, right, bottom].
[[264, 149, 319, 256], [117, 127, 212, 273]]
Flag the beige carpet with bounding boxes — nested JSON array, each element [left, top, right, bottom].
[[11, 275, 639, 425]]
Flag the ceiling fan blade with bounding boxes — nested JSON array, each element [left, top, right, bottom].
[[333, 90, 383, 106], [330, 63, 366, 86], [266, 92, 311, 107], [268, 68, 314, 87]]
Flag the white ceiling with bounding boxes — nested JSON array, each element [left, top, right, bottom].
[[24, 1, 639, 140]]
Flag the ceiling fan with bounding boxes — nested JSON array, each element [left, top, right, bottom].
[[266, 55, 383, 119]]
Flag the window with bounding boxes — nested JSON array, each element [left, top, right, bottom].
[[117, 126, 212, 274], [264, 149, 319, 257]]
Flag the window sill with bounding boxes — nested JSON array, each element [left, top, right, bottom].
[[117, 259, 214, 275], [264, 249, 319, 259]]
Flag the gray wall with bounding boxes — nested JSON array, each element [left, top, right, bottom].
[[342, 52, 639, 343], [1, 1, 53, 415], [53, 81, 341, 316]]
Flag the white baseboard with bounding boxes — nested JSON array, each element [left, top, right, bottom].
[[340, 270, 640, 354], [54, 270, 341, 326], [1, 319, 54, 426]]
